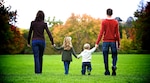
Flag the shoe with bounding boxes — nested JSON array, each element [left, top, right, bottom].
[[35, 72, 42, 74], [112, 66, 117, 76], [104, 70, 110, 75], [87, 70, 91, 75]]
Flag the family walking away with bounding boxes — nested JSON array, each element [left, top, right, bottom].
[[77, 43, 96, 75], [95, 8, 120, 76], [27, 8, 120, 76], [54, 36, 77, 75], [27, 10, 55, 74]]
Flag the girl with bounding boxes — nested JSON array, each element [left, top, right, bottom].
[[54, 36, 77, 75]]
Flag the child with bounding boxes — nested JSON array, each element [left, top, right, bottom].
[[54, 36, 77, 75], [77, 43, 96, 75]]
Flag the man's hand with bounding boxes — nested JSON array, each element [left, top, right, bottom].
[[95, 44, 99, 48]]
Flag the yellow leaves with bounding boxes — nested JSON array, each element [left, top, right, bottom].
[[120, 30, 132, 51], [52, 13, 102, 53]]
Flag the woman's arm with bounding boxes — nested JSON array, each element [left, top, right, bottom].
[[27, 21, 33, 46], [45, 23, 54, 45], [54, 46, 63, 50]]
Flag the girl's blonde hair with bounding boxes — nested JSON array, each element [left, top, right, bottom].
[[62, 36, 73, 50]]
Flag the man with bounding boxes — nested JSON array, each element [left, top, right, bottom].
[[95, 8, 120, 76]]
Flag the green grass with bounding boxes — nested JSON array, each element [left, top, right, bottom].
[[0, 53, 150, 83]]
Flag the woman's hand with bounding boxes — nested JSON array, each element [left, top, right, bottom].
[[27, 44, 31, 47], [53, 44, 56, 47]]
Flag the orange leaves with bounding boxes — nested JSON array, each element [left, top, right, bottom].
[[52, 13, 102, 53]]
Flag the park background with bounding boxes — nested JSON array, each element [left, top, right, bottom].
[[1, 0, 150, 54], [0, 0, 150, 83]]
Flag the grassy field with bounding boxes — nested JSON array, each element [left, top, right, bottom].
[[0, 53, 150, 83]]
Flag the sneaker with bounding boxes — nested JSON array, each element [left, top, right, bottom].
[[87, 70, 91, 75], [112, 66, 117, 76], [82, 74, 85, 75], [104, 70, 110, 75]]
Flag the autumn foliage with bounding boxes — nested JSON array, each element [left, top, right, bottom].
[[48, 13, 101, 53], [2, 0, 149, 54], [133, 1, 150, 53], [0, 3, 26, 54]]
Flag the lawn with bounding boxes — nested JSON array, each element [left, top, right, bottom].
[[0, 53, 150, 83]]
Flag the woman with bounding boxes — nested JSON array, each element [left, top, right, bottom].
[[27, 10, 54, 74]]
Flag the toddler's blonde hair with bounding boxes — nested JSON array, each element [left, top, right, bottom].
[[83, 43, 90, 49], [62, 36, 73, 50]]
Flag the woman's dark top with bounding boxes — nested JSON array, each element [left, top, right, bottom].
[[28, 21, 54, 45]]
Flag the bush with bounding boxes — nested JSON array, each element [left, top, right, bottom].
[[119, 30, 133, 53]]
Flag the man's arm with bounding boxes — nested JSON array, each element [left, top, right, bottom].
[[115, 22, 120, 48], [96, 20, 104, 45]]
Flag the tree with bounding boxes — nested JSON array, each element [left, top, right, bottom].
[[44, 17, 64, 54], [126, 16, 134, 27], [124, 16, 134, 38], [47, 16, 63, 28], [133, 1, 150, 53], [115, 17, 123, 38], [51, 13, 101, 53], [0, 2, 26, 54]]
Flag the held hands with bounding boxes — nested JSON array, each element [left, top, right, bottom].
[[77, 56, 80, 59], [95, 44, 99, 48], [53, 44, 56, 47], [27, 44, 31, 48]]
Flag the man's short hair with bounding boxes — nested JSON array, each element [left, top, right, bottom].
[[107, 8, 113, 16]]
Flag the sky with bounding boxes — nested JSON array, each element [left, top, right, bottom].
[[4, 0, 150, 29]]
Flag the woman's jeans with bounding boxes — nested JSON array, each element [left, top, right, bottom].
[[32, 40, 45, 73], [64, 61, 70, 74], [102, 42, 117, 71]]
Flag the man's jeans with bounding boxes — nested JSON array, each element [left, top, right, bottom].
[[32, 40, 45, 73], [102, 42, 118, 71]]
